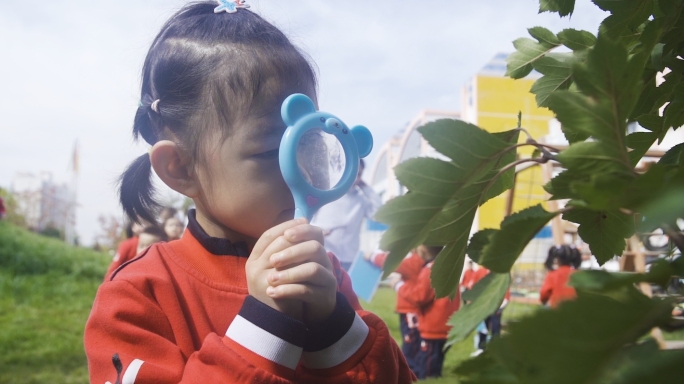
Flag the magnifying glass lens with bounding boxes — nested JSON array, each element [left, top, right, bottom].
[[296, 128, 346, 191]]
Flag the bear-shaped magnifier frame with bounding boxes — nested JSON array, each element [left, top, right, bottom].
[[279, 93, 373, 221]]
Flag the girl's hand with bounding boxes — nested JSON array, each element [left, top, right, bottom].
[[246, 218, 307, 321], [267, 222, 337, 325], [246, 219, 337, 325]]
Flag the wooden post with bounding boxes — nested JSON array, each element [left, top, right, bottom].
[[629, 235, 667, 349], [541, 162, 564, 245]]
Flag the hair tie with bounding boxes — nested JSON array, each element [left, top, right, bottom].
[[214, 0, 249, 14], [150, 99, 160, 113]]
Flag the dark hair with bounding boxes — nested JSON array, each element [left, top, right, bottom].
[[141, 225, 168, 242], [119, 2, 317, 223], [124, 221, 134, 239], [425, 245, 444, 258], [158, 206, 178, 223], [548, 245, 581, 269]]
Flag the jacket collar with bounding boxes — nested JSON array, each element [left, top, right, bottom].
[[186, 209, 250, 257]]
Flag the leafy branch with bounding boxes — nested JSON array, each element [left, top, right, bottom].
[[377, 0, 684, 382]]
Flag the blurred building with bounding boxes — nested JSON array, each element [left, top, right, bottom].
[[12, 171, 76, 241]]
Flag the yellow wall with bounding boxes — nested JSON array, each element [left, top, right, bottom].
[[475, 75, 554, 230]]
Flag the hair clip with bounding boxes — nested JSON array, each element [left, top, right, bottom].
[[214, 0, 249, 14]]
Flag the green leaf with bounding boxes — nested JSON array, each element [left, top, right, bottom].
[[620, 163, 670, 209], [598, 340, 684, 384], [544, 169, 576, 199], [631, 72, 662, 119], [530, 54, 573, 107], [637, 113, 664, 132], [659, 143, 684, 166], [556, 141, 631, 174], [466, 229, 497, 263], [594, 0, 655, 40], [569, 257, 675, 291], [506, 28, 562, 79], [638, 185, 684, 231], [663, 82, 684, 130], [528, 26, 560, 46], [447, 272, 510, 345], [563, 208, 635, 264], [479, 205, 558, 273], [557, 28, 596, 51], [376, 120, 519, 298], [393, 157, 463, 196], [455, 351, 520, 384], [538, 0, 576, 17], [626, 131, 658, 165], [570, 35, 642, 149], [571, 173, 634, 210], [486, 285, 673, 384]]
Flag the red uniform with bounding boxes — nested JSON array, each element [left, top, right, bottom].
[[540, 265, 576, 308], [104, 236, 139, 280], [371, 252, 425, 313], [396, 262, 460, 379], [85, 213, 415, 383], [398, 262, 460, 340]]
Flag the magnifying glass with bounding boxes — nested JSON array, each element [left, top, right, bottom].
[[280, 94, 373, 221]]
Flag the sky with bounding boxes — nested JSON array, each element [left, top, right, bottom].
[[0, 0, 608, 245]]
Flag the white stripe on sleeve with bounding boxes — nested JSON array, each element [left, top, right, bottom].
[[225, 315, 303, 369], [122, 359, 144, 384], [301, 313, 369, 369]]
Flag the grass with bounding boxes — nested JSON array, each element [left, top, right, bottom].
[[0, 221, 109, 383]]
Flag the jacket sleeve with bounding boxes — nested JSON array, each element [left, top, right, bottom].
[[85, 280, 302, 384], [397, 266, 435, 308], [394, 254, 425, 282], [540, 271, 555, 305], [295, 293, 415, 383]]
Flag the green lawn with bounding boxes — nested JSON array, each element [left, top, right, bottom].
[[0, 221, 109, 383]]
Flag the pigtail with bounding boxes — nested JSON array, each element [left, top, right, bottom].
[[134, 96, 161, 145], [118, 153, 160, 225]]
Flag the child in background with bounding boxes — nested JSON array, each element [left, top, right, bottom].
[[85, 3, 413, 383], [540, 245, 578, 308], [162, 216, 184, 241], [368, 249, 429, 375], [395, 245, 459, 379], [104, 221, 144, 280], [466, 264, 510, 353], [134, 225, 168, 255]]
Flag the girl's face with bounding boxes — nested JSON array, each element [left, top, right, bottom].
[[192, 80, 315, 245], [164, 217, 183, 240]]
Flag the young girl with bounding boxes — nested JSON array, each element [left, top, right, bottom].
[[84, 2, 413, 383], [540, 245, 578, 308], [162, 216, 184, 241]]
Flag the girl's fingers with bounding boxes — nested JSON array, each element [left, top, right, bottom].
[[268, 261, 336, 288], [266, 282, 335, 304], [270, 240, 331, 270], [283, 224, 324, 247], [250, 218, 307, 260]]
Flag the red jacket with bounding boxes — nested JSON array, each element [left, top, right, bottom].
[[460, 268, 476, 290], [104, 236, 139, 280], [371, 252, 426, 314], [397, 262, 460, 340], [540, 265, 576, 308], [85, 217, 414, 383]]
